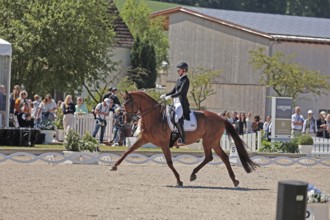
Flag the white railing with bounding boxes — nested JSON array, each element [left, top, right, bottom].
[[312, 137, 330, 155], [220, 131, 262, 152], [72, 113, 114, 142]]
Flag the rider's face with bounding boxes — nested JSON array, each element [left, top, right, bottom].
[[177, 68, 184, 76]]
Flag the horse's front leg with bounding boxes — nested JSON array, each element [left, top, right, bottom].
[[161, 145, 183, 187], [110, 138, 146, 171]]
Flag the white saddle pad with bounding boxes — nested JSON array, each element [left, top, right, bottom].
[[166, 105, 197, 132]]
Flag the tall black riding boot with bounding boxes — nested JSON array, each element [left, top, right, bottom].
[[176, 119, 185, 144]]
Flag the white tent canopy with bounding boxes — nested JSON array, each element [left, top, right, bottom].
[[0, 38, 12, 127], [0, 38, 12, 56]]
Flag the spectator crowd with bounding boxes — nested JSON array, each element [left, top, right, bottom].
[[7, 85, 134, 147], [4, 84, 330, 148]]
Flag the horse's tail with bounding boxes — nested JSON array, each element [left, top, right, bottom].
[[224, 120, 258, 173]]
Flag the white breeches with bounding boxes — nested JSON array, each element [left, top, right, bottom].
[[174, 102, 183, 123]]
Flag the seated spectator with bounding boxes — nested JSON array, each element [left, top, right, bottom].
[[75, 97, 88, 115]]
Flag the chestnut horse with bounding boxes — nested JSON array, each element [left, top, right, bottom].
[[111, 91, 258, 187]]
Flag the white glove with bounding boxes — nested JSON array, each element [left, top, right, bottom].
[[165, 96, 172, 101], [160, 94, 166, 99]]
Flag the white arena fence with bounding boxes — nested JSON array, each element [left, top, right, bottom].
[[312, 137, 330, 155], [72, 113, 114, 142], [72, 117, 330, 156], [1, 152, 330, 167]]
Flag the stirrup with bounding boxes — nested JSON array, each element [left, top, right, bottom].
[[177, 138, 185, 145]]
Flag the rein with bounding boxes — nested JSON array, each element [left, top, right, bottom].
[[124, 96, 165, 118]]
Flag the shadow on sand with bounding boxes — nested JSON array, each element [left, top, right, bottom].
[[166, 185, 269, 191]]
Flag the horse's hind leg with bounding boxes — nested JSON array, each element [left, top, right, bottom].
[[213, 144, 239, 187], [190, 141, 213, 182], [161, 145, 183, 187]]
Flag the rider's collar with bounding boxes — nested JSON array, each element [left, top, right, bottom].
[[180, 73, 187, 78]]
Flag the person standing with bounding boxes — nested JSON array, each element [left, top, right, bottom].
[[14, 90, 33, 127], [110, 87, 121, 106], [92, 98, 111, 145], [291, 106, 304, 138], [160, 62, 190, 144], [302, 110, 316, 136], [102, 86, 113, 101], [75, 96, 88, 115], [263, 115, 272, 140], [236, 112, 247, 135], [326, 113, 330, 136], [62, 95, 75, 134], [245, 112, 253, 134], [9, 85, 21, 127], [316, 111, 328, 138], [31, 94, 41, 128], [37, 94, 57, 123]]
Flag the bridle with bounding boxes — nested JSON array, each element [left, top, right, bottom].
[[123, 94, 165, 118]]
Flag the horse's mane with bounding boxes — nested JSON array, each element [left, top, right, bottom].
[[130, 91, 158, 105]]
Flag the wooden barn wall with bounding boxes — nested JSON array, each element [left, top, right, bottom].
[[167, 12, 270, 117], [272, 42, 330, 115]]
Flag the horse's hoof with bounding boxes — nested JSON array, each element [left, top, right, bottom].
[[233, 180, 239, 187], [190, 174, 197, 182], [110, 166, 117, 171], [176, 181, 183, 187]]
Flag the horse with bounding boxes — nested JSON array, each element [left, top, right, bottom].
[[110, 91, 258, 187]]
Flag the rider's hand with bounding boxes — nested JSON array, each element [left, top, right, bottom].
[[165, 96, 172, 101], [160, 94, 166, 99]]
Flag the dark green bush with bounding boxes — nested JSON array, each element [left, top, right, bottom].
[[298, 135, 314, 145]]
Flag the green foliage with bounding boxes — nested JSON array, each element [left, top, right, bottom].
[[249, 48, 330, 102], [117, 76, 138, 92], [258, 138, 299, 153], [130, 37, 157, 89], [0, 0, 116, 96], [64, 130, 81, 152], [189, 67, 222, 110], [121, 0, 330, 19], [120, 0, 169, 67], [64, 130, 100, 152], [298, 135, 314, 145], [53, 107, 64, 130]]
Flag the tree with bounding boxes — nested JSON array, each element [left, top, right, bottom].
[[0, 0, 116, 96], [120, 0, 169, 67], [189, 67, 222, 110], [249, 48, 330, 102], [129, 37, 157, 89]]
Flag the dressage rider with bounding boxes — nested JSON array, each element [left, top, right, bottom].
[[160, 62, 190, 144]]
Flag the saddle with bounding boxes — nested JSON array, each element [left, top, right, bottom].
[[165, 105, 197, 132], [164, 105, 197, 148]]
